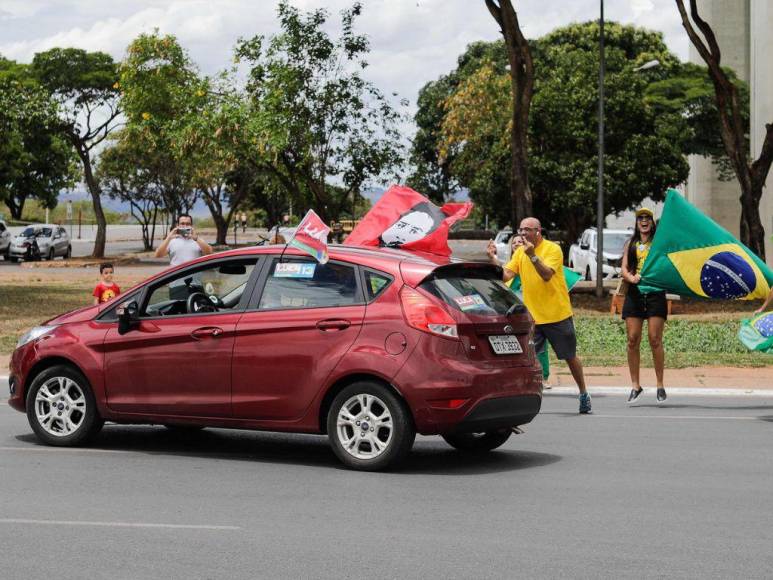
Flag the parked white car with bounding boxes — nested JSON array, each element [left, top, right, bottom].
[[8, 224, 72, 262], [0, 220, 11, 260], [568, 228, 631, 281], [493, 228, 514, 263]]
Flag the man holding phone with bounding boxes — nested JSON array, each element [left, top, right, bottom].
[[487, 217, 591, 414], [155, 214, 213, 266]]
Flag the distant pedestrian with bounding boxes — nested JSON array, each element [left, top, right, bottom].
[[155, 214, 213, 266], [621, 208, 668, 405], [93, 263, 120, 305], [487, 217, 591, 414], [241, 212, 247, 233]]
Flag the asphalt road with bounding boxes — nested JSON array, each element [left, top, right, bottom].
[[1, 381, 772, 579]]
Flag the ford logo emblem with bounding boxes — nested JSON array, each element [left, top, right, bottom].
[[503, 325, 514, 334]]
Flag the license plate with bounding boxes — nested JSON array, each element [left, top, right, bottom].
[[488, 335, 523, 355]]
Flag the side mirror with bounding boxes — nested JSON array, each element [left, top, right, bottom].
[[117, 301, 140, 335]]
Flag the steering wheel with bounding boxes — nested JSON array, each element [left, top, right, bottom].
[[186, 292, 218, 314]]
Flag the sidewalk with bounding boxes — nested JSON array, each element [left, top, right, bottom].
[[551, 365, 773, 391]]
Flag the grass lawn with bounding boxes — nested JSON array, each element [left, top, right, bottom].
[[0, 279, 768, 367]]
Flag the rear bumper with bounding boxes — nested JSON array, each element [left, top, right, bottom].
[[450, 395, 541, 434]]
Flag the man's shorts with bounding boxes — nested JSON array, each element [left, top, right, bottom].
[[534, 316, 577, 361], [622, 286, 668, 320]]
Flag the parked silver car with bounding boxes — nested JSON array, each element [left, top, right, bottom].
[[0, 220, 11, 260], [8, 224, 72, 262]]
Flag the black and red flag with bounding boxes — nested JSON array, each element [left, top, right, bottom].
[[344, 185, 472, 256]]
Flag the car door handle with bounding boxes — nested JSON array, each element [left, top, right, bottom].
[[191, 327, 223, 340], [316, 319, 351, 331]]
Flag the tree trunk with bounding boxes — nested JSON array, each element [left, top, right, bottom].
[[485, 0, 534, 227], [6, 195, 24, 220], [78, 148, 107, 258]]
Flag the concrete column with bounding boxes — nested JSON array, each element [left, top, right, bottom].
[[750, 0, 773, 265], [686, 0, 749, 241]]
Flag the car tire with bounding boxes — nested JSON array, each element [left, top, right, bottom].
[[25, 365, 104, 446], [442, 429, 512, 453], [66, 245, 72, 259], [48, 248, 55, 261], [585, 266, 591, 281], [327, 382, 415, 471]]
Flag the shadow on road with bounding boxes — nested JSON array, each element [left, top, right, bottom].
[[14, 425, 561, 475]]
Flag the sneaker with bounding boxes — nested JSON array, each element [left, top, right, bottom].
[[542, 382, 552, 390], [579, 392, 592, 414], [657, 388, 667, 403], [627, 387, 644, 405]]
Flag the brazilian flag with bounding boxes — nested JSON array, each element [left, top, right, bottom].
[[738, 312, 773, 354], [638, 190, 773, 300]]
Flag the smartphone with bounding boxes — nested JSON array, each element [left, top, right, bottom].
[[178, 227, 192, 238]]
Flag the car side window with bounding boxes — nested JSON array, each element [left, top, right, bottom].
[[258, 259, 360, 310], [143, 259, 257, 317], [363, 270, 392, 302], [0, 223, 5, 233]]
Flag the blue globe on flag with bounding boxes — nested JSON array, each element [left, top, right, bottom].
[[753, 312, 773, 338], [699, 251, 757, 299]]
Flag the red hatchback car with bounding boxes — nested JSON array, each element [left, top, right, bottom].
[[8, 245, 542, 470]]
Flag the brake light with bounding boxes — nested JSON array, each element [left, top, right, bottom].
[[399, 285, 458, 339]]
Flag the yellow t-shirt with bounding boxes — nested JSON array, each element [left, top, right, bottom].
[[504, 239, 572, 325], [634, 240, 651, 275]]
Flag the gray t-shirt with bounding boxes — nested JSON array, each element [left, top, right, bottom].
[[168, 237, 202, 266]]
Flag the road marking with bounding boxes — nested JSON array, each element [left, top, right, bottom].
[[546, 386, 773, 397], [0, 518, 240, 531], [0, 375, 8, 381], [542, 412, 759, 420]]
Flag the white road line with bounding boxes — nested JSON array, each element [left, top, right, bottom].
[[0, 518, 240, 531], [0, 375, 8, 381], [542, 412, 758, 420], [546, 386, 773, 397]]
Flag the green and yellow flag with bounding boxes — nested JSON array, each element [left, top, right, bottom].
[[639, 190, 773, 300]]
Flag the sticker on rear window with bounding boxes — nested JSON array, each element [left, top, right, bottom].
[[274, 263, 316, 278], [454, 294, 486, 311]]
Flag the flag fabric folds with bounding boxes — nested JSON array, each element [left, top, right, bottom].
[[288, 209, 330, 264], [638, 189, 773, 300], [738, 312, 773, 354], [344, 185, 473, 256]]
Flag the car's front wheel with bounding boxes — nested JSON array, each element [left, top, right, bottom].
[[26, 365, 104, 446], [327, 382, 415, 471], [443, 429, 512, 452], [65, 245, 72, 259], [47, 248, 55, 261]]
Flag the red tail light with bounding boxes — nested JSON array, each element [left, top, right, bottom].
[[399, 285, 458, 339]]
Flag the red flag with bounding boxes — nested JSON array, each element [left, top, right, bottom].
[[288, 209, 330, 263], [344, 185, 472, 256]]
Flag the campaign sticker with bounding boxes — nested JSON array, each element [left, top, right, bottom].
[[454, 294, 486, 311], [274, 263, 316, 278]]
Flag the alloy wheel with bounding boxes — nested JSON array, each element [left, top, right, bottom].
[[34, 376, 87, 437], [336, 393, 394, 460]]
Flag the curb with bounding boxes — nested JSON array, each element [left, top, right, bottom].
[[545, 386, 773, 397]]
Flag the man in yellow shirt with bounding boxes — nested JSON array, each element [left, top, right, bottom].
[[487, 217, 591, 414]]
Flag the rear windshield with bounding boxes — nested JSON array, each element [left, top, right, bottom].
[[420, 272, 523, 316]]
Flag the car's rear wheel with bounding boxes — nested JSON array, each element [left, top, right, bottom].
[[443, 429, 512, 452], [10, 256, 18, 263], [327, 382, 415, 471], [47, 248, 55, 261], [25, 365, 104, 446]]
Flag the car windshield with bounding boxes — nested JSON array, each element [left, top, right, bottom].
[[21, 227, 52, 237], [604, 233, 630, 254]]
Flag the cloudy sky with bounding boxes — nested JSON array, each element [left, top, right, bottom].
[[1, 0, 688, 115]]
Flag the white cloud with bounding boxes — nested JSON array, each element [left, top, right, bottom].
[[630, 0, 656, 18]]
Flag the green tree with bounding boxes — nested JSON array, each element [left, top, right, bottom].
[[97, 133, 162, 251], [436, 22, 689, 243], [407, 40, 508, 204], [30, 48, 121, 257], [0, 59, 77, 220], [235, 1, 404, 223]]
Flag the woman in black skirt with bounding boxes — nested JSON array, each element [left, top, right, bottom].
[[621, 208, 667, 404]]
